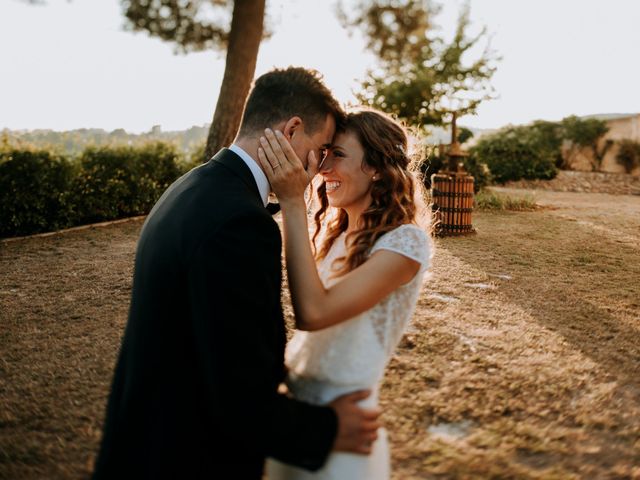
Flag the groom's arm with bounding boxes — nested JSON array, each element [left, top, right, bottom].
[[187, 212, 337, 470]]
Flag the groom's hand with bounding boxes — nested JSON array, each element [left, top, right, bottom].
[[329, 390, 381, 455]]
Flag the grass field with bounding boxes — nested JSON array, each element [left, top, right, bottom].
[[1, 188, 639, 479]]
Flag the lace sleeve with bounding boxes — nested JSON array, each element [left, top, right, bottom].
[[369, 224, 430, 269], [366, 224, 431, 355]]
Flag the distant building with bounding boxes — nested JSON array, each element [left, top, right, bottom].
[[562, 113, 640, 175]]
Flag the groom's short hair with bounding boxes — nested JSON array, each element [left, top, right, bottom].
[[238, 67, 345, 136]]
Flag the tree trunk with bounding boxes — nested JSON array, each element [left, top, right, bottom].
[[204, 0, 265, 161]]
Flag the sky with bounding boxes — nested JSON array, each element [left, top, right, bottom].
[[1, 0, 639, 133]]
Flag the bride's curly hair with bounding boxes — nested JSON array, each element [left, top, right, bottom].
[[311, 107, 431, 276]]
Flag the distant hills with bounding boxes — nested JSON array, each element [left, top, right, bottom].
[[3, 114, 635, 154], [1, 125, 210, 157]]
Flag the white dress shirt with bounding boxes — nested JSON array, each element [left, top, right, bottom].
[[229, 144, 270, 207]]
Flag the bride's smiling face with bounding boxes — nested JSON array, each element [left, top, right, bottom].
[[320, 131, 377, 212]]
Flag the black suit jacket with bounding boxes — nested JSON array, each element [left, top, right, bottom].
[[92, 149, 337, 479]]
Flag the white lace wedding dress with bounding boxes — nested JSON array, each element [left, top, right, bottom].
[[266, 224, 431, 480]]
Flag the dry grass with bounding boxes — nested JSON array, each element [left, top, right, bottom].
[[475, 188, 539, 211], [1, 191, 639, 479]]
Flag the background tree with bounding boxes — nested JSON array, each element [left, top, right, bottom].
[[560, 116, 611, 171], [615, 140, 640, 174], [339, 0, 498, 131], [528, 120, 564, 168], [122, 0, 266, 161], [457, 126, 474, 144]]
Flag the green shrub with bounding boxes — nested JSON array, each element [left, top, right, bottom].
[[0, 142, 184, 238], [616, 139, 640, 174], [179, 141, 207, 175], [469, 126, 558, 183], [74, 142, 182, 223], [528, 120, 564, 168], [420, 146, 493, 193], [0, 148, 77, 237], [461, 154, 493, 193]]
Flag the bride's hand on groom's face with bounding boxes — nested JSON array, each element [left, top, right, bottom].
[[257, 129, 318, 205]]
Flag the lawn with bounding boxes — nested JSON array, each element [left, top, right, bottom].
[[1, 189, 639, 479]]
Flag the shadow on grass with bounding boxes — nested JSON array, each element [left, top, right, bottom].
[[441, 211, 640, 391]]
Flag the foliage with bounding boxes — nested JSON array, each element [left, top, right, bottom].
[[528, 120, 564, 168], [420, 145, 492, 193], [0, 143, 184, 238], [561, 116, 609, 147], [462, 154, 493, 192], [469, 126, 558, 183], [474, 189, 538, 211], [467, 116, 612, 183], [74, 142, 183, 223], [179, 142, 208, 174], [120, 0, 266, 160], [122, 0, 232, 53], [0, 148, 77, 237], [616, 139, 640, 174], [458, 127, 474, 145], [2, 126, 210, 158], [560, 116, 611, 171], [342, 0, 498, 128]]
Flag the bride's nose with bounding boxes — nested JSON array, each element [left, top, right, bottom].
[[319, 153, 335, 173]]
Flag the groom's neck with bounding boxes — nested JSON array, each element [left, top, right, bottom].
[[233, 137, 266, 175]]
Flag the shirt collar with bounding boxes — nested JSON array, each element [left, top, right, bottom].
[[229, 144, 270, 207]]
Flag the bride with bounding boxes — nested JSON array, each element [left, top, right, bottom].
[[258, 108, 433, 479]]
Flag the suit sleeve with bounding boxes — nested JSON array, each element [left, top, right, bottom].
[[187, 212, 338, 470]]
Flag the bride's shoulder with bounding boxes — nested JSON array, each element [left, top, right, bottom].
[[378, 223, 429, 244], [370, 223, 431, 266]]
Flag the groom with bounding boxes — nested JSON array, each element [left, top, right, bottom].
[[92, 67, 380, 479]]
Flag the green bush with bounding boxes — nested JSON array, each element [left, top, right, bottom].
[[1, 142, 184, 238], [616, 139, 640, 174], [420, 146, 493, 193], [469, 126, 558, 183], [0, 148, 77, 237], [461, 154, 493, 193], [528, 120, 564, 168], [179, 141, 207, 175], [74, 142, 183, 223]]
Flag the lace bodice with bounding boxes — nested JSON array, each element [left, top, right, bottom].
[[284, 224, 431, 406]]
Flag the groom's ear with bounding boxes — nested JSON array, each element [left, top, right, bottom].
[[282, 116, 303, 140]]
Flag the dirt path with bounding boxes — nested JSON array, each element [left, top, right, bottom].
[[1, 191, 639, 479]]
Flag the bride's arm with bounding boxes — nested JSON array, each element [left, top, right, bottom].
[[258, 130, 420, 331], [282, 200, 419, 331]]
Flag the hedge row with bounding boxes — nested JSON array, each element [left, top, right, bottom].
[[0, 143, 194, 238], [468, 125, 558, 184], [2, 127, 573, 238]]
